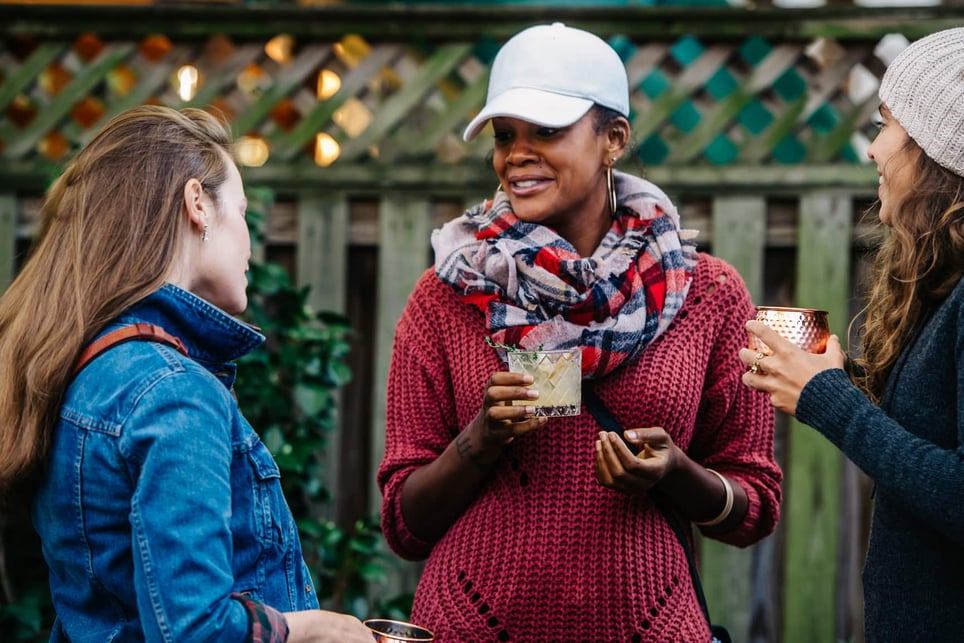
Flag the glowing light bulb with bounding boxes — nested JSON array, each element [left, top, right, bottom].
[[236, 135, 270, 168], [176, 65, 199, 101], [316, 69, 341, 100], [314, 133, 340, 167], [265, 35, 294, 64]]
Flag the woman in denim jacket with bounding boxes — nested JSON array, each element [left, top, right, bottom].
[[0, 106, 371, 642]]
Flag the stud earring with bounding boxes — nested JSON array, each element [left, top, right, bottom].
[[201, 224, 209, 243]]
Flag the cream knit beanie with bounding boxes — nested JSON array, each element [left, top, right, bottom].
[[879, 27, 964, 178]]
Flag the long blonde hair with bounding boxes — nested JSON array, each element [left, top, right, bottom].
[[854, 140, 964, 402], [0, 105, 234, 496]]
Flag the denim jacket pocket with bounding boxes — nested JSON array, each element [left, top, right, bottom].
[[243, 439, 290, 550]]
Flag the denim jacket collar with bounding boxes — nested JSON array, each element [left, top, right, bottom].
[[116, 284, 264, 379]]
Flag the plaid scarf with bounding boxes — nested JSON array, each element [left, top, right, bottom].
[[432, 170, 698, 379]]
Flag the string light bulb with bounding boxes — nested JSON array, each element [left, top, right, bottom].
[[314, 133, 340, 167], [316, 69, 341, 100], [175, 65, 199, 101], [236, 135, 270, 167]]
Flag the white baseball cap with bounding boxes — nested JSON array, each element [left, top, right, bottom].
[[462, 23, 630, 142]]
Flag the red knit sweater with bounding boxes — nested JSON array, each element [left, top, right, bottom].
[[378, 253, 781, 642]]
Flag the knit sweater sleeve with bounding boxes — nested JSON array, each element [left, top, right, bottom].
[[377, 270, 475, 561], [686, 258, 782, 547], [797, 277, 964, 544], [797, 364, 964, 545]]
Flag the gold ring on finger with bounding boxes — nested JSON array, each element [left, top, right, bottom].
[[749, 352, 766, 375]]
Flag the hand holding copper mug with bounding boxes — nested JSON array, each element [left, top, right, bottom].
[[742, 307, 845, 417], [748, 306, 830, 356]]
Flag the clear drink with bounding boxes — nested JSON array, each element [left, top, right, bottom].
[[507, 348, 582, 417]]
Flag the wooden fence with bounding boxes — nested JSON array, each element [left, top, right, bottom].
[[3, 4, 964, 641]]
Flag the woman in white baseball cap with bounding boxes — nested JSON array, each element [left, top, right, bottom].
[[379, 23, 781, 641], [742, 27, 964, 641]]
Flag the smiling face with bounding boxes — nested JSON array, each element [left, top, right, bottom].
[[867, 104, 921, 226], [188, 156, 251, 315], [490, 111, 628, 255]]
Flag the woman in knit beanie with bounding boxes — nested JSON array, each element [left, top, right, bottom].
[[378, 23, 782, 641], [743, 27, 964, 641]]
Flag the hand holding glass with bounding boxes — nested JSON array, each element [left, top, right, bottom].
[[507, 348, 582, 417]]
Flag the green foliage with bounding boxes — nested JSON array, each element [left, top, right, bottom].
[[0, 185, 406, 640], [0, 588, 48, 641], [236, 186, 406, 618]]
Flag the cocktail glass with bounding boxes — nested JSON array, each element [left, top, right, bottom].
[[507, 348, 582, 417]]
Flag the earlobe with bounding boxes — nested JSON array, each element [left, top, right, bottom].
[[182, 178, 207, 233], [607, 118, 630, 161]]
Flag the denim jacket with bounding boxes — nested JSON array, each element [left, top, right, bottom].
[[32, 284, 317, 642]]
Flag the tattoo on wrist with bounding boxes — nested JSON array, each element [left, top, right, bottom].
[[455, 433, 496, 469]]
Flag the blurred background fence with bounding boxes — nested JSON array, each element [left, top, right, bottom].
[[3, 3, 964, 641]]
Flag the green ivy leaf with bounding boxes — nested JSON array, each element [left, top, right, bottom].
[[295, 382, 329, 415]]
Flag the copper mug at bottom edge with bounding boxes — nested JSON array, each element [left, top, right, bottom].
[[364, 618, 435, 643], [750, 306, 829, 355]]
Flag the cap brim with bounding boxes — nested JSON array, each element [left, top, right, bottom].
[[462, 87, 594, 141]]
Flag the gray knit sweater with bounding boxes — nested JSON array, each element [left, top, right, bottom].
[[797, 277, 964, 642]]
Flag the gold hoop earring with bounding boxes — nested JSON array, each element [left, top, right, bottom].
[[496, 182, 503, 192], [607, 165, 617, 219]]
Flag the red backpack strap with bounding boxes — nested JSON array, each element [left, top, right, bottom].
[[73, 322, 188, 377]]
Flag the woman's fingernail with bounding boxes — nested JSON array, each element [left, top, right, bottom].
[[626, 430, 637, 440], [527, 389, 540, 399]]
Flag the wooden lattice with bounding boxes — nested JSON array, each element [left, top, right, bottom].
[[4, 4, 959, 177]]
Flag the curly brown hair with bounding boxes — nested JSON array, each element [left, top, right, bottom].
[[854, 139, 964, 402]]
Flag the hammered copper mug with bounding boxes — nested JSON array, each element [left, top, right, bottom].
[[749, 306, 830, 355], [364, 619, 435, 643]]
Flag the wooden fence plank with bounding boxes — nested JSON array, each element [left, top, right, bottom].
[[370, 197, 433, 515], [782, 193, 851, 643], [0, 194, 15, 293], [702, 195, 767, 641], [370, 196, 433, 600], [710, 195, 766, 299], [297, 195, 349, 520], [297, 195, 349, 315]]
